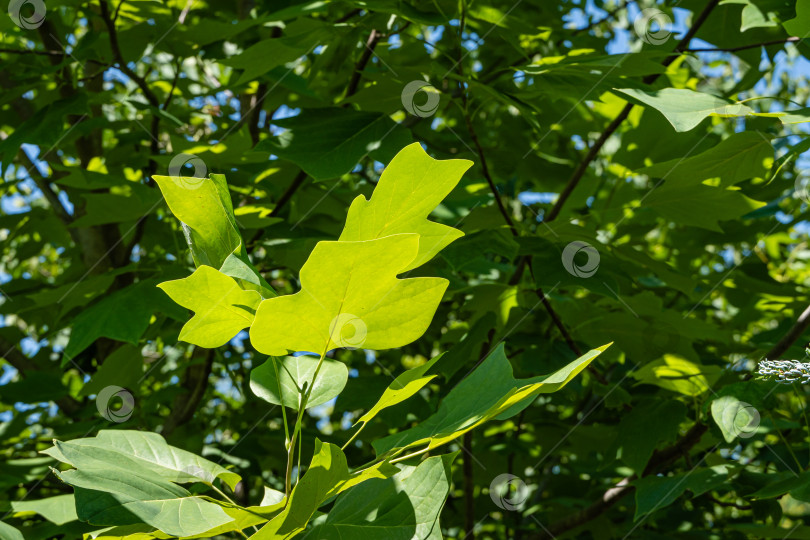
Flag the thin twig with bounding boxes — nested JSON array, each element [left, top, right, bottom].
[[345, 29, 381, 99], [98, 0, 160, 107], [544, 0, 721, 222], [685, 36, 800, 53]]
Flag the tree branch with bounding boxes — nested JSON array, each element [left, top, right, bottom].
[[534, 292, 810, 538], [685, 36, 801, 53], [345, 29, 381, 99], [98, 0, 160, 107], [250, 28, 383, 248], [161, 349, 214, 437], [765, 303, 810, 360], [544, 0, 721, 222], [534, 423, 708, 539]]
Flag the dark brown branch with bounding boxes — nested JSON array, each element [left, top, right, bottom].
[[535, 295, 809, 538], [248, 83, 268, 146], [247, 170, 308, 247], [534, 423, 708, 539], [0, 48, 70, 57], [765, 303, 810, 360], [705, 496, 751, 510], [98, 0, 160, 107], [544, 107, 631, 222], [462, 74, 606, 383], [163, 60, 182, 110], [272, 170, 307, 216], [112, 0, 126, 22], [250, 29, 384, 247], [345, 29, 380, 99], [161, 349, 214, 437], [685, 36, 800, 53], [335, 8, 362, 23], [464, 111, 518, 236], [544, 0, 721, 222]]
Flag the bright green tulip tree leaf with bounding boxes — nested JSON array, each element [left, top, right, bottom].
[[250, 440, 349, 539], [250, 355, 349, 409], [158, 266, 262, 348], [612, 88, 754, 131], [306, 453, 455, 540], [152, 173, 273, 297], [43, 431, 241, 489], [250, 441, 397, 539], [250, 234, 448, 356], [339, 142, 473, 270], [354, 354, 441, 427], [53, 468, 232, 537], [152, 173, 242, 270], [373, 343, 609, 455]]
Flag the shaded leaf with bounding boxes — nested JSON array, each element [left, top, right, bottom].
[[613, 88, 753, 131], [250, 355, 349, 409], [255, 108, 412, 180], [373, 343, 609, 455], [306, 454, 455, 540]]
